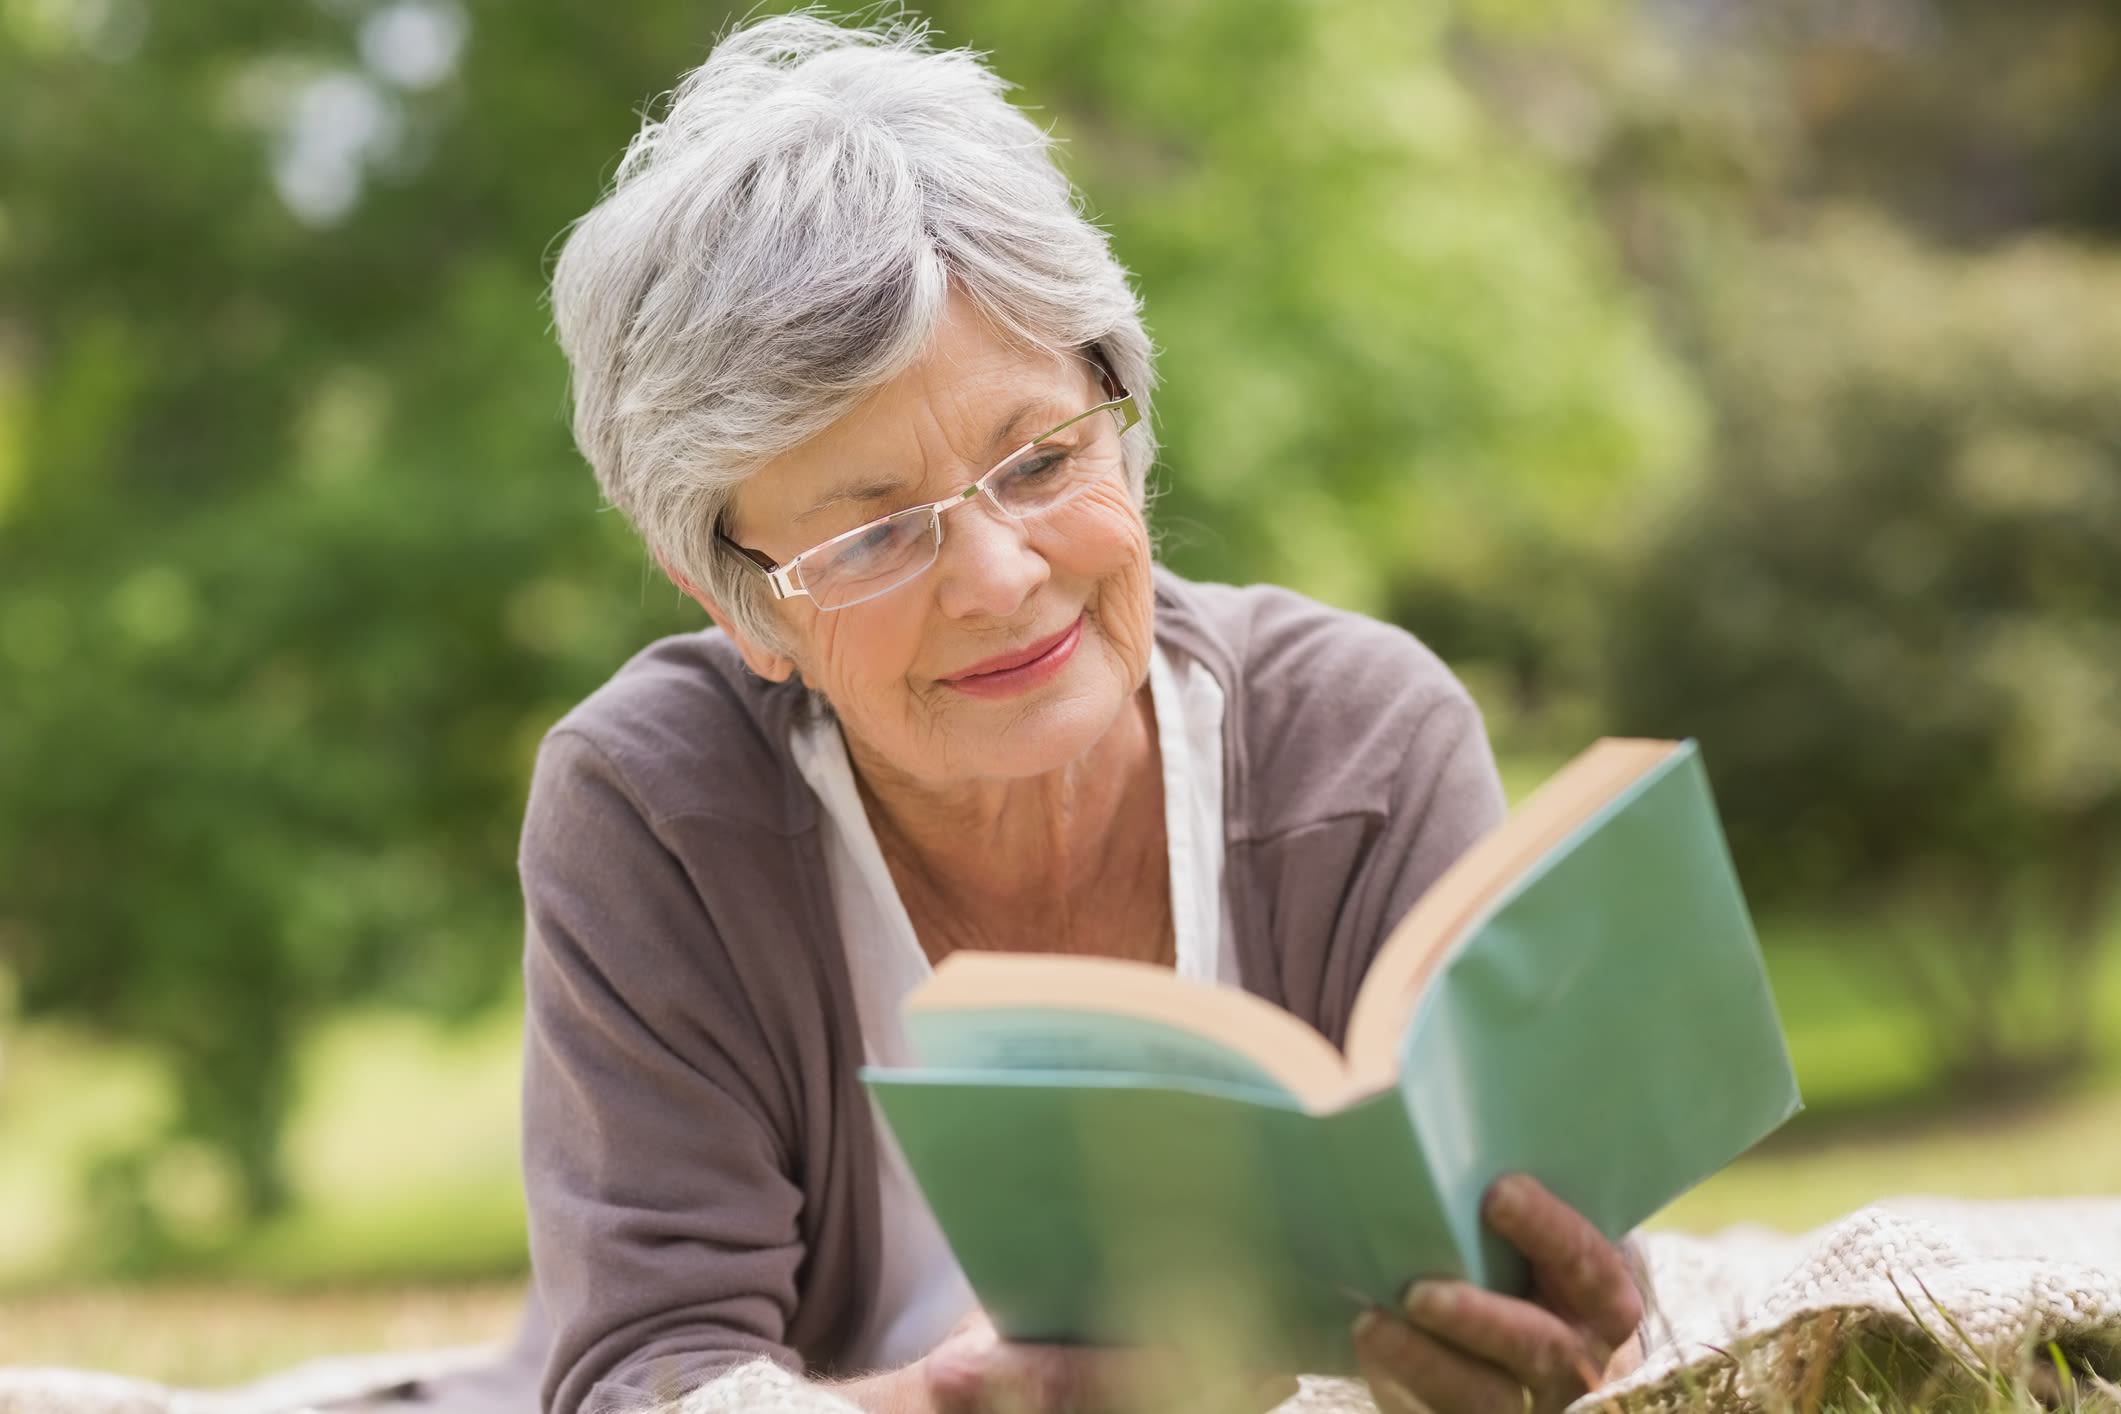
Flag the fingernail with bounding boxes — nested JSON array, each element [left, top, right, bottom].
[[1485, 1174, 1523, 1221], [1352, 1308, 1382, 1344], [1402, 1281, 1454, 1323]]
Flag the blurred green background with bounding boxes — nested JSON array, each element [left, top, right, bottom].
[[3, 0, 2120, 1380]]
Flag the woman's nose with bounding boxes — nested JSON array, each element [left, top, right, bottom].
[[932, 496, 1048, 620]]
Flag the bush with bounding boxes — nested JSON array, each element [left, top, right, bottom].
[[1609, 214, 2121, 1088]]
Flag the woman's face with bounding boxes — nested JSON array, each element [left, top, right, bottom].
[[721, 296, 1155, 789]]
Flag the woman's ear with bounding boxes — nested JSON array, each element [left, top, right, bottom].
[[657, 554, 798, 684]]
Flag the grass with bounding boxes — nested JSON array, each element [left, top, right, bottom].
[[2, 905, 2119, 1384], [1650, 911, 2121, 1234], [0, 1005, 528, 1291], [1650, 1079, 2121, 1234], [1687, 1324, 2121, 1414], [229, 1008, 529, 1284], [0, 1282, 522, 1387]]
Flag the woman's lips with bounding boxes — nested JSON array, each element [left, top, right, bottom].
[[941, 616, 1084, 699]]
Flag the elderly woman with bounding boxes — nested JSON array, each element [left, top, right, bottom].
[[523, 14, 1642, 1414]]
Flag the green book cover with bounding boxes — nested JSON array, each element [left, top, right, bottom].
[[863, 740, 1801, 1373]]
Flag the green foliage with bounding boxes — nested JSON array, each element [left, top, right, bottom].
[[10, 0, 2112, 1258], [0, 0, 1699, 1246], [1608, 215, 2121, 1087], [929, 0, 1700, 628], [0, 0, 727, 1220], [1486, 1, 2121, 1087], [1725, 0, 2121, 245]]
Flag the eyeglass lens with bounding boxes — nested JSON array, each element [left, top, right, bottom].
[[798, 402, 1129, 610]]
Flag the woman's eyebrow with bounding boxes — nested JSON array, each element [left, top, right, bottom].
[[794, 394, 1070, 524], [796, 476, 914, 525], [990, 397, 1065, 451]]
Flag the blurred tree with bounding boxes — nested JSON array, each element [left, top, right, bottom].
[[1677, 0, 2121, 245], [1502, 1, 2121, 283], [0, 0, 1695, 1254], [927, 0, 1699, 729], [1607, 215, 2121, 1088], [1444, 1, 2121, 1089], [0, 0, 721, 1236]]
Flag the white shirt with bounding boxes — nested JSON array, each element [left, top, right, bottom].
[[789, 642, 1236, 1371]]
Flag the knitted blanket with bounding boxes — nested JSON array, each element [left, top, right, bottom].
[[1587, 1197, 2121, 1414], [4, 1198, 2117, 1414]]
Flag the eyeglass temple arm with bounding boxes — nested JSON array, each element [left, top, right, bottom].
[[1089, 356, 1141, 434], [714, 527, 803, 600]]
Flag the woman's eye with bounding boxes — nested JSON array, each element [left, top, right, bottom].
[[836, 516, 920, 569], [1001, 450, 1068, 486]]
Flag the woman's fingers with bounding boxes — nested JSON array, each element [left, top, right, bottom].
[[927, 1340, 1121, 1412], [923, 1321, 1295, 1414], [923, 1317, 1096, 1412], [1350, 1179, 1646, 1414], [1354, 1308, 1527, 1414], [1481, 1175, 1644, 1350], [1401, 1281, 1599, 1394]]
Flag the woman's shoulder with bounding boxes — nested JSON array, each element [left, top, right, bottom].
[[534, 628, 817, 837], [1154, 569, 1479, 728], [1153, 569, 1494, 832]]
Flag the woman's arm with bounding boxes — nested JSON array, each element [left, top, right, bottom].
[[521, 727, 819, 1414]]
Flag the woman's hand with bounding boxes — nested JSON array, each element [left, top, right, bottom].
[[1352, 1174, 1645, 1414], [843, 1309, 1299, 1413]]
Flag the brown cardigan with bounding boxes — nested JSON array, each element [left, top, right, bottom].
[[516, 571, 1507, 1414]]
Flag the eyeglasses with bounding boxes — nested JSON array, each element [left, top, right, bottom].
[[718, 381, 1141, 612]]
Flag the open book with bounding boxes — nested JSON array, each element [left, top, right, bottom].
[[864, 739, 1801, 1372]]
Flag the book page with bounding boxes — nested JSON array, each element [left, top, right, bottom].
[[904, 1007, 1300, 1100], [909, 953, 1354, 1109], [1342, 739, 1679, 1089]]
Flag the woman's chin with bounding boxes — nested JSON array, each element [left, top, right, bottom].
[[933, 659, 1138, 783]]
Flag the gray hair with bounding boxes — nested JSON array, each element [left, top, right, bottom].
[[550, 13, 1158, 649]]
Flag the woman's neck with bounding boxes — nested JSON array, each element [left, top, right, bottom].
[[844, 683, 1171, 966]]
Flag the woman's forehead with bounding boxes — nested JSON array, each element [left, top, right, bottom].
[[834, 314, 1088, 464], [735, 314, 1093, 536]]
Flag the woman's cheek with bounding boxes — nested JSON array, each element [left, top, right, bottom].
[[788, 605, 911, 710], [1080, 506, 1155, 681]]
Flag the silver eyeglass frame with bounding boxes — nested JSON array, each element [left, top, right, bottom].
[[716, 379, 1141, 610]]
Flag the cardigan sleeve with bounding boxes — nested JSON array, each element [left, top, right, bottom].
[[520, 727, 812, 1414]]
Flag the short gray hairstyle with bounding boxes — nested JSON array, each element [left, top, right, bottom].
[[551, 13, 1158, 649]]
